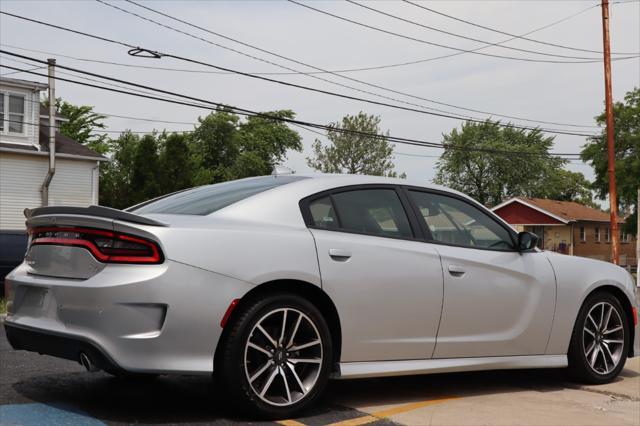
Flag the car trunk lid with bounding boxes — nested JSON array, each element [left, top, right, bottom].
[[23, 206, 166, 279]]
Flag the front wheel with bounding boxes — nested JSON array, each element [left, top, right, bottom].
[[568, 292, 630, 384], [217, 293, 332, 419]]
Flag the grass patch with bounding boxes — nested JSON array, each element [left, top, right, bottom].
[[0, 298, 6, 315]]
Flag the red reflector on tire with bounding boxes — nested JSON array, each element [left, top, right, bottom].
[[633, 307, 638, 326]]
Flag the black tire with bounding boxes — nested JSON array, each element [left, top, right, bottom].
[[217, 293, 333, 419], [567, 291, 630, 384]]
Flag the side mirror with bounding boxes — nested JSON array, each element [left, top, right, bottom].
[[517, 231, 539, 251]]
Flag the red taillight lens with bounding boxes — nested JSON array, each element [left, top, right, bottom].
[[29, 227, 163, 264]]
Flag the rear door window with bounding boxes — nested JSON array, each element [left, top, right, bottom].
[[307, 189, 413, 239]]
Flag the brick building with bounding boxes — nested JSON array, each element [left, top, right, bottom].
[[492, 197, 637, 268]]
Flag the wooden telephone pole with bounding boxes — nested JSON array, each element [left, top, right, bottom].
[[601, 0, 620, 265]]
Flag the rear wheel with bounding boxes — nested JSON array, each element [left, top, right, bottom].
[[568, 292, 629, 384], [218, 293, 332, 419]]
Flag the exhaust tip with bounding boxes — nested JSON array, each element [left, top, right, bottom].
[[79, 352, 99, 372]]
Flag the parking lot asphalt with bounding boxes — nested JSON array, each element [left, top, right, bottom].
[[1, 320, 639, 426]]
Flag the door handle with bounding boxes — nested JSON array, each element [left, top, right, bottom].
[[329, 249, 352, 261], [448, 264, 466, 277]]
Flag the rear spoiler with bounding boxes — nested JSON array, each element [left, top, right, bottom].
[[24, 205, 169, 227]]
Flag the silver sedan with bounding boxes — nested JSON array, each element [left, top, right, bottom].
[[4, 174, 637, 418]]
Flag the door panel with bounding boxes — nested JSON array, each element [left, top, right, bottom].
[[311, 229, 444, 362], [433, 245, 556, 358]]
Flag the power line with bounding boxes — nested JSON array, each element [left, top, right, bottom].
[[1, 55, 214, 109], [7, 101, 585, 161], [0, 10, 604, 131], [96, 0, 473, 122], [0, 48, 599, 137], [118, 0, 600, 130], [0, 1, 601, 75], [401, 0, 637, 56], [286, 0, 638, 64], [345, 0, 637, 59], [0, 0, 602, 78], [0, 64, 583, 159], [7, 115, 582, 161], [0, 64, 45, 76]]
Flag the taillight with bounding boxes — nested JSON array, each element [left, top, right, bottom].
[[29, 227, 163, 264]]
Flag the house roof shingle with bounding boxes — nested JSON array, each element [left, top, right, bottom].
[[37, 128, 105, 159], [0, 130, 106, 160], [516, 197, 620, 223]]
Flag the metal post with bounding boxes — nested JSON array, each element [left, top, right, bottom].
[[601, 0, 619, 265], [41, 58, 56, 206]]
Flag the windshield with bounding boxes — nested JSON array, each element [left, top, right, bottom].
[[131, 175, 307, 215]]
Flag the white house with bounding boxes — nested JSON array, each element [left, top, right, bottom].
[[0, 77, 107, 231]]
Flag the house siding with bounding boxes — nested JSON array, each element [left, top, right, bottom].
[[493, 202, 565, 225], [0, 152, 99, 230]]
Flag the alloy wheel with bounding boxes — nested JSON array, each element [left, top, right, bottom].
[[243, 307, 323, 407], [583, 301, 625, 375]]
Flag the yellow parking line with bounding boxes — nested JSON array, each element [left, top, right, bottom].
[[327, 415, 379, 426], [277, 420, 307, 426], [328, 396, 459, 426]]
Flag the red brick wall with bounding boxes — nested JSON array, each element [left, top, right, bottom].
[[573, 222, 637, 266]]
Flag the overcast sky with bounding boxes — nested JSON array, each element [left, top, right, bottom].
[[1, 0, 639, 188]]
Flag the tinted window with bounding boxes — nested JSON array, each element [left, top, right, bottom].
[[132, 175, 307, 215], [331, 189, 413, 239], [309, 196, 339, 229], [409, 191, 514, 250]]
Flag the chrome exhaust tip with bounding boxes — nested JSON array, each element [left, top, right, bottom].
[[79, 352, 99, 372]]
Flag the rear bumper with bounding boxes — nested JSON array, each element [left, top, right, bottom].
[[4, 260, 254, 374], [5, 322, 122, 373]]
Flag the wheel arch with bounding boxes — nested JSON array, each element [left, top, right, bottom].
[[583, 284, 635, 358], [214, 279, 342, 373]]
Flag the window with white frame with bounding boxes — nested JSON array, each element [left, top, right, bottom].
[[620, 229, 629, 243], [605, 227, 611, 242], [579, 226, 586, 241], [0, 92, 26, 135], [594, 227, 600, 242]]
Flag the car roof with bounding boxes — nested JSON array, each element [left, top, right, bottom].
[[291, 173, 470, 199], [212, 173, 481, 228]]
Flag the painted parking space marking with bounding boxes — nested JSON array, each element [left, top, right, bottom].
[[277, 420, 307, 426], [0, 403, 105, 426], [276, 404, 397, 426], [327, 396, 459, 426]]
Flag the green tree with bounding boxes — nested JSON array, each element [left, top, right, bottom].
[[534, 169, 597, 208], [98, 109, 303, 209], [130, 134, 161, 204], [99, 131, 140, 208], [191, 109, 240, 184], [159, 132, 193, 193], [234, 110, 303, 177], [581, 87, 639, 234], [42, 97, 108, 153], [190, 108, 302, 184], [434, 120, 582, 207], [306, 112, 405, 177]]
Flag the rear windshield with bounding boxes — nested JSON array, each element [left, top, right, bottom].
[[131, 175, 307, 215]]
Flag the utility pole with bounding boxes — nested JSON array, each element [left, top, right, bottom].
[[637, 187, 639, 285], [601, 0, 619, 265], [41, 58, 56, 206]]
